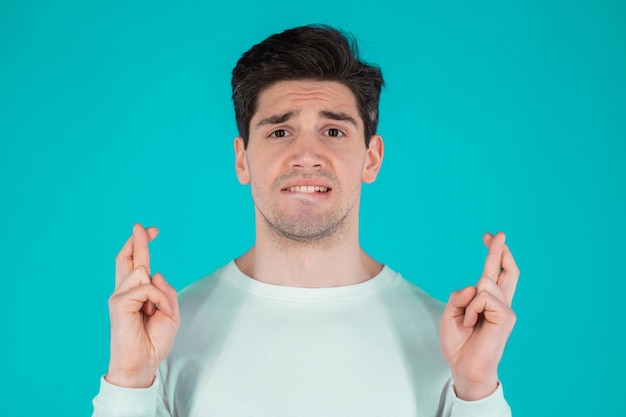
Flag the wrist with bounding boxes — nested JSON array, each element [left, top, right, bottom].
[[105, 367, 156, 389], [452, 377, 499, 401]]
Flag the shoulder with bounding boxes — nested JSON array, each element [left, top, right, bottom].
[[382, 267, 446, 323], [176, 261, 239, 320]]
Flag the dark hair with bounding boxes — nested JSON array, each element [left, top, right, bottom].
[[231, 25, 384, 148]]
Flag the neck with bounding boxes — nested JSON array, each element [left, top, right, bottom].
[[235, 215, 382, 288]]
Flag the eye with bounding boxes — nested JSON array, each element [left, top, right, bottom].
[[324, 128, 345, 138], [269, 129, 289, 138]]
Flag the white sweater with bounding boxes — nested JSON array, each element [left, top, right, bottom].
[[93, 261, 511, 417]]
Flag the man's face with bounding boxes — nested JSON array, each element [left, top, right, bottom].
[[235, 80, 383, 243]]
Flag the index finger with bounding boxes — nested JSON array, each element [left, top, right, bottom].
[[481, 231, 505, 282], [115, 224, 159, 286]]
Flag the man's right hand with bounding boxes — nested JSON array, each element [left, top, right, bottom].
[[105, 224, 180, 388]]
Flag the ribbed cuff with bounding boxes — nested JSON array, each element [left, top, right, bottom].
[[450, 382, 511, 417], [92, 376, 158, 417]]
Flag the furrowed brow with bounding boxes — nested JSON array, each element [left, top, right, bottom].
[[320, 111, 358, 128], [255, 111, 296, 129]]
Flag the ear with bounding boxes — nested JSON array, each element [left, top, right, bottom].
[[234, 136, 250, 185], [362, 134, 384, 184]]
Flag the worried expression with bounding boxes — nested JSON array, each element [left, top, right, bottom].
[[235, 80, 383, 243]]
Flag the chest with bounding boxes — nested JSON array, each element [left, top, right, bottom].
[[162, 299, 450, 416]]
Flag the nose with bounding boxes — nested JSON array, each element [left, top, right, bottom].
[[288, 132, 325, 169]]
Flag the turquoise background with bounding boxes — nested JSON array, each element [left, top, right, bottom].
[[1, 0, 624, 415]]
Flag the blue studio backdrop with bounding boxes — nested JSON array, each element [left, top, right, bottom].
[[1, 0, 625, 416]]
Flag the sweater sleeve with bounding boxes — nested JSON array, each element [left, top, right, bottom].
[[91, 376, 161, 417], [448, 382, 512, 417]]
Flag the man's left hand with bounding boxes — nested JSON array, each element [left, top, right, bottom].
[[440, 232, 519, 401]]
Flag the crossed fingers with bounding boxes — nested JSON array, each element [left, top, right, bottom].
[[459, 232, 519, 328], [115, 224, 158, 287], [480, 232, 519, 306], [114, 224, 161, 315]]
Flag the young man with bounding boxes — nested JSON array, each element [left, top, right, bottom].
[[93, 25, 518, 417]]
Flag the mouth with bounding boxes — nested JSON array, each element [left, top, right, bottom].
[[282, 185, 331, 193]]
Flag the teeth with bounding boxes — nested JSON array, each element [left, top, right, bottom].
[[287, 185, 329, 193]]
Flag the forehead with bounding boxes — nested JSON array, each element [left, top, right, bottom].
[[253, 80, 359, 120]]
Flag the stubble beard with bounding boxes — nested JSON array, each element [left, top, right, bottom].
[[252, 173, 358, 248], [257, 201, 353, 246]]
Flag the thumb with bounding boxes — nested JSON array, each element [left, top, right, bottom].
[[443, 286, 476, 318]]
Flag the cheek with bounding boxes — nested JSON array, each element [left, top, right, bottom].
[[246, 159, 278, 191], [249, 160, 269, 177], [342, 155, 368, 182]]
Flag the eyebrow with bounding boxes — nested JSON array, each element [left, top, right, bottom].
[[319, 110, 358, 128], [255, 111, 296, 129], [255, 110, 359, 130]]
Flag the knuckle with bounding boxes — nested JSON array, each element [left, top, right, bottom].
[[504, 311, 517, 331], [476, 276, 492, 292], [133, 265, 151, 280], [478, 290, 490, 303], [108, 293, 120, 308]]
